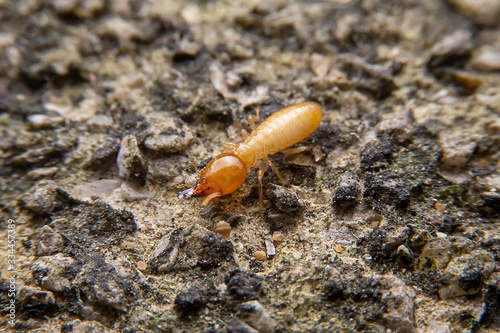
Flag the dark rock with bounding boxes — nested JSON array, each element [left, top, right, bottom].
[[64, 199, 136, 238], [112, 106, 150, 135], [30, 249, 143, 322], [427, 30, 472, 70], [20, 60, 87, 91], [117, 135, 148, 186], [457, 264, 484, 292], [437, 216, 463, 235], [359, 139, 395, 171], [83, 136, 121, 170], [324, 275, 416, 332], [324, 279, 346, 301], [363, 171, 412, 209], [426, 30, 480, 93], [27, 188, 136, 249], [338, 54, 397, 99], [148, 224, 237, 273], [474, 281, 500, 330], [181, 94, 234, 125], [265, 213, 298, 230], [8, 146, 70, 168], [475, 191, 500, 218], [359, 226, 411, 262], [174, 288, 207, 317], [282, 164, 317, 187], [18, 286, 58, 318], [72, 254, 141, 312], [310, 123, 357, 153], [396, 245, 414, 267], [225, 270, 262, 302], [332, 172, 361, 208], [268, 184, 302, 214], [325, 276, 382, 302]]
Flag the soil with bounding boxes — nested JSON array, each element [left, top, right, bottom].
[[0, 0, 499, 332]]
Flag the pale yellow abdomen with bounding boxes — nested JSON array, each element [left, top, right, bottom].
[[239, 102, 322, 165]]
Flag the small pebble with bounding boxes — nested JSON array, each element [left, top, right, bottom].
[[137, 261, 147, 270], [239, 300, 276, 333], [448, 70, 482, 90], [214, 221, 231, 239], [472, 49, 500, 72], [438, 133, 477, 169], [254, 251, 266, 261], [447, 0, 500, 27], [117, 135, 148, 186], [264, 237, 276, 258], [435, 232, 449, 239], [87, 114, 113, 128], [434, 202, 446, 211], [427, 30, 472, 69], [27, 167, 59, 179], [311, 146, 325, 162], [332, 171, 361, 207], [27, 114, 64, 130], [362, 254, 372, 261], [486, 119, 500, 135], [310, 53, 331, 78], [397, 245, 412, 258], [272, 231, 283, 242]]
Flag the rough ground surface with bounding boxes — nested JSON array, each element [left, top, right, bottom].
[[0, 0, 499, 332]]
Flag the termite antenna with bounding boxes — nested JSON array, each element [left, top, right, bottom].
[[191, 159, 201, 175]]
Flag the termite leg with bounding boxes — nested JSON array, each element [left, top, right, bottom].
[[191, 160, 201, 175], [202, 192, 222, 205], [248, 108, 260, 131], [223, 142, 238, 152], [257, 161, 266, 213], [280, 146, 309, 154], [241, 129, 250, 139], [264, 156, 291, 187]]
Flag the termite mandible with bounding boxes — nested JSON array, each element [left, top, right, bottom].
[[179, 102, 322, 211]]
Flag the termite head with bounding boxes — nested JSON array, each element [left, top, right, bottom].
[[179, 153, 248, 204]]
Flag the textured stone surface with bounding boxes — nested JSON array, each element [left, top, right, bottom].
[[0, 1, 498, 332], [447, 0, 500, 27], [148, 224, 237, 274]]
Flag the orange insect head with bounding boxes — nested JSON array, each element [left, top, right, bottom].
[[192, 153, 248, 202]]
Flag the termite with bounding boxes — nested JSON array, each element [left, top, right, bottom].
[[179, 102, 322, 211]]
